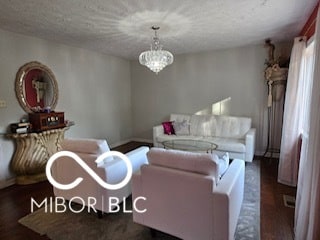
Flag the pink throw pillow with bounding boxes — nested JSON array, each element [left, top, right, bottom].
[[162, 121, 175, 135]]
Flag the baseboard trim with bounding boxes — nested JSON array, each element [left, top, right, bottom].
[[0, 177, 16, 189], [254, 150, 280, 158], [130, 138, 153, 144], [261, 152, 280, 158], [109, 139, 132, 149], [255, 151, 265, 156]]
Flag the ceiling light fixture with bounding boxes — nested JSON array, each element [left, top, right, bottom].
[[139, 26, 174, 74]]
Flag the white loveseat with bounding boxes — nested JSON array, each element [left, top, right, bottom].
[[153, 114, 256, 162]]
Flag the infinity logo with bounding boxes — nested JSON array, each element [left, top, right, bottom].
[[46, 151, 133, 190]]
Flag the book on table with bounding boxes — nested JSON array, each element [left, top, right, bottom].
[[10, 122, 31, 133]]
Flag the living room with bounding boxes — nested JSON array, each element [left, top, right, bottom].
[[0, 1, 320, 239]]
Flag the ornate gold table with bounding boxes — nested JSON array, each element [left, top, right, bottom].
[[8, 127, 68, 184]]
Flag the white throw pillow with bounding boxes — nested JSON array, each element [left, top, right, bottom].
[[217, 152, 230, 178], [173, 120, 190, 135]]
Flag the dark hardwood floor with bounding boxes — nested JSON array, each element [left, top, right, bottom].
[[259, 156, 296, 240], [0, 142, 296, 240]]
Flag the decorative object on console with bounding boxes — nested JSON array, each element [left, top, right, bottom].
[[263, 39, 289, 157], [65, 119, 75, 127], [139, 26, 174, 74], [15, 61, 58, 113], [29, 112, 65, 132], [10, 122, 31, 134]]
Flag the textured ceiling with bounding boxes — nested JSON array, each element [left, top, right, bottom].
[[0, 0, 318, 60]]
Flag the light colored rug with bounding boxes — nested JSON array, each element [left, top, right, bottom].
[[19, 161, 260, 240], [236, 160, 260, 240]]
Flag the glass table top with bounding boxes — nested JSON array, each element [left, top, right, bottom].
[[162, 139, 218, 153]]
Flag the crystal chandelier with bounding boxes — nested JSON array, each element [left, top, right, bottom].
[[139, 26, 174, 74]]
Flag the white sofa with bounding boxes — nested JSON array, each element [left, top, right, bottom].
[[153, 113, 256, 162], [51, 138, 149, 214], [132, 147, 245, 240]]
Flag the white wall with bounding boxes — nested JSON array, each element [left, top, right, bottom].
[[0, 29, 132, 185], [130, 43, 291, 154]]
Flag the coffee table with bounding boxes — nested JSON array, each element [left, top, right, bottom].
[[162, 139, 218, 153]]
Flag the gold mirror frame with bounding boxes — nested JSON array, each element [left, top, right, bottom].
[[15, 61, 58, 113]]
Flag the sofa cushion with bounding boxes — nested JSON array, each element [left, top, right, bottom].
[[170, 114, 191, 123], [210, 137, 246, 153], [214, 115, 251, 139], [147, 147, 219, 180], [190, 115, 217, 137]]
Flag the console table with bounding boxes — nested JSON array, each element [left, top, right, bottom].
[[9, 127, 68, 184]]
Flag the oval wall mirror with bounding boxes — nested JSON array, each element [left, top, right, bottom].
[[15, 61, 58, 113]]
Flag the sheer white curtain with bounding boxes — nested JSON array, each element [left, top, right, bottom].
[[295, 7, 320, 239], [278, 37, 307, 186]]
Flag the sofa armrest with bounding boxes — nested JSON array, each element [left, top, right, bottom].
[[103, 146, 149, 184], [153, 125, 163, 147], [212, 159, 245, 240], [245, 128, 256, 162], [125, 146, 149, 172]]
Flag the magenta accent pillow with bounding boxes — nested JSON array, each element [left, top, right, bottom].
[[162, 121, 175, 135]]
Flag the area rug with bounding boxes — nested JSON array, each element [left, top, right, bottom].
[[19, 161, 260, 240], [235, 160, 260, 240]]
